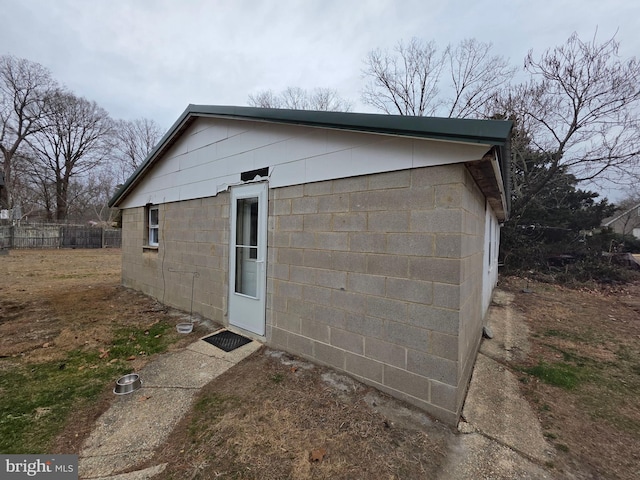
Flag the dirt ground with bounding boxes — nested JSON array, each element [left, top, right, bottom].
[[153, 350, 455, 479], [0, 249, 202, 362], [0, 249, 205, 453], [1, 250, 639, 479], [500, 277, 640, 480], [0, 250, 455, 479]]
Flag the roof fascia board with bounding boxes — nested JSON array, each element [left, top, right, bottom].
[[108, 107, 195, 207], [489, 149, 508, 218], [190, 105, 513, 146]]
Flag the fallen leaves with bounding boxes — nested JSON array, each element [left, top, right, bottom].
[[98, 348, 110, 359], [309, 447, 327, 463]]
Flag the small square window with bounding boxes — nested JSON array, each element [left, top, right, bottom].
[[148, 206, 159, 247]]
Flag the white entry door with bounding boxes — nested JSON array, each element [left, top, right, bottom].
[[229, 182, 267, 336]]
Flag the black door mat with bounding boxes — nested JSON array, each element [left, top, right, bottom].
[[202, 330, 252, 352]]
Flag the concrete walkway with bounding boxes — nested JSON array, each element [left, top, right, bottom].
[[439, 290, 556, 479], [78, 291, 556, 479], [78, 330, 262, 480]]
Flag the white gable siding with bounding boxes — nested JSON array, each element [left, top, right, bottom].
[[120, 117, 491, 209]]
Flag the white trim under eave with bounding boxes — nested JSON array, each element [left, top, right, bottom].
[[489, 150, 508, 220]]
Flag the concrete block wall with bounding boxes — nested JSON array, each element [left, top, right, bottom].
[[121, 194, 230, 323], [266, 164, 486, 424], [121, 207, 154, 293], [120, 163, 489, 424], [456, 169, 488, 411]]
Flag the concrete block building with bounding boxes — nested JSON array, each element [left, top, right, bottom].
[[109, 105, 512, 424]]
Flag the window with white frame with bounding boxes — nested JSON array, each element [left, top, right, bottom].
[[148, 206, 159, 246]]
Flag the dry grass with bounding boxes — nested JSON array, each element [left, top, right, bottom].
[[0, 249, 207, 453], [155, 351, 451, 480], [3, 250, 639, 479], [502, 277, 640, 479], [1, 249, 452, 477]]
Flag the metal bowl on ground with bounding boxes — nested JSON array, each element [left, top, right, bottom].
[[114, 373, 142, 395], [176, 322, 193, 334]]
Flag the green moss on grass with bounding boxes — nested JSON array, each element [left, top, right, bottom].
[[524, 362, 583, 390], [0, 321, 176, 453], [0, 353, 128, 453]]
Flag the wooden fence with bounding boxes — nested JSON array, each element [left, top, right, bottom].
[[0, 225, 121, 249]]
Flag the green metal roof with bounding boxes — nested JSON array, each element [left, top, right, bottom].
[[109, 105, 513, 207]]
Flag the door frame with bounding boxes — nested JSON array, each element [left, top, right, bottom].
[[228, 182, 268, 336]]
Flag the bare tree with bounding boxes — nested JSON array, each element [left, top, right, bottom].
[[446, 39, 516, 118], [1, 56, 161, 222], [112, 117, 163, 182], [248, 86, 353, 111], [247, 89, 282, 109], [0, 55, 57, 210], [64, 170, 117, 224], [8, 151, 52, 220], [29, 91, 113, 221], [362, 38, 446, 116], [310, 88, 353, 112], [279, 87, 310, 109], [85, 167, 121, 225], [361, 37, 513, 118], [498, 32, 640, 208]]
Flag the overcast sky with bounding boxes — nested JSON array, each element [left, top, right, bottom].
[[1, 0, 637, 199], [2, 0, 636, 127]]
